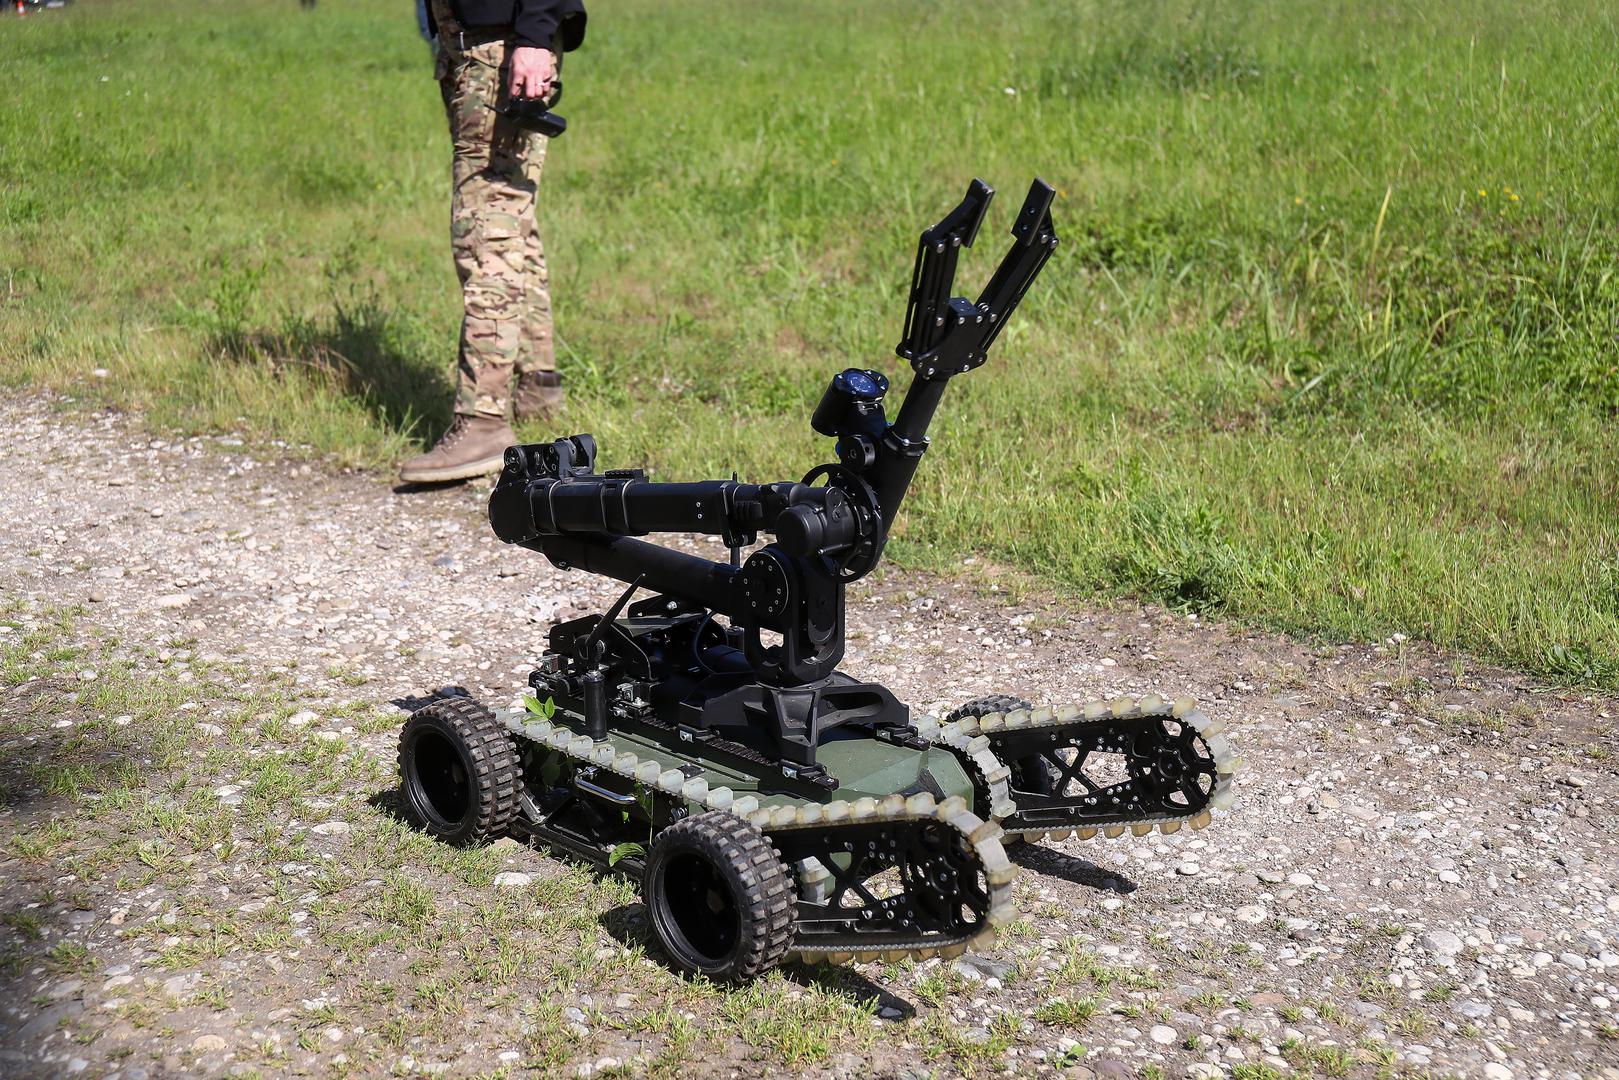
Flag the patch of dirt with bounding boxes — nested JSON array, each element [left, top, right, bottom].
[[1, 395, 1615, 1079]]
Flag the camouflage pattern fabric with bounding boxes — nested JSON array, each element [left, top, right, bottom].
[[434, 21, 556, 420], [517, 141, 554, 383]]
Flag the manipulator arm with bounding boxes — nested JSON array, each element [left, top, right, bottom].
[[489, 436, 871, 563], [897, 178, 994, 364], [862, 179, 1059, 521], [895, 178, 1058, 379]]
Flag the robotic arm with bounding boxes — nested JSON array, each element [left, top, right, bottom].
[[827, 178, 1059, 526], [488, 177, 1058, 724]]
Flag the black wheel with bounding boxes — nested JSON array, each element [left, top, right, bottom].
[[642, 811, 796, 983], [397, 696, 521, 845], [947, 695, 1057, 796]]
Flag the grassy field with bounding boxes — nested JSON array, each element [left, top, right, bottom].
[[4, 0, 1618, 685]]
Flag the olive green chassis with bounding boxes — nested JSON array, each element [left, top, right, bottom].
[[497, 691, 1239, 965], [503, 707, 1013, 964]]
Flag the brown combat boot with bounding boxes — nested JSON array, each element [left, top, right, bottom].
[[398, 415, 517, 484], [513, 370, 565, 421]]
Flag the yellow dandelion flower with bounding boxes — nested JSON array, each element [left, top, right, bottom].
[[1294, 196, 1304, 205], [1477, 188, 1487, 198], [1509, 193, 1520, 202]]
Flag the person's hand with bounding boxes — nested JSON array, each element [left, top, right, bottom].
[[508, 46, 558, 100]]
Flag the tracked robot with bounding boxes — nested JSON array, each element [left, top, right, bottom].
[[397, 179, 1240, 981]]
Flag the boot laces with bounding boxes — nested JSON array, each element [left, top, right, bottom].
[[436, 417, 472, 451]]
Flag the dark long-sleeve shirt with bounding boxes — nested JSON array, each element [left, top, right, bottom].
[[430, 0, 587, 52]]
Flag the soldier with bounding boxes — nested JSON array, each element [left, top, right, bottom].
[[401, 0, 587, 484]]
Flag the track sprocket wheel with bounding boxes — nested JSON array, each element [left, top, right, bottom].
[[947, 695, 1056, 795]]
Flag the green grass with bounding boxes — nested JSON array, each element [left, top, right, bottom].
[[1033, 995, 1101, 1027], [4, 0, 1618, 684]]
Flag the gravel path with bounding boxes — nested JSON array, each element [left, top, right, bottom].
[[2, 395, 1616, 1080]]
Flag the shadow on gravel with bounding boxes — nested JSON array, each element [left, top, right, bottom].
[[597, 900, 646, 948], [392, 479, 474, 496], [594, 901, 920, 1017], [782, 963, 917, 1020], [389, 686, 474, 713], [366, 788, 406, 823], [1009, 843, 1138, 893]]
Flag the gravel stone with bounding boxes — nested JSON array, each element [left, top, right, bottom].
[[1422, 930, 1464, 959]]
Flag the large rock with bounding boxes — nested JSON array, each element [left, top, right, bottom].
[[1421, 930, 1464, 960]]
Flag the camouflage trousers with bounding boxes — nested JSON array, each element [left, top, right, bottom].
[[437, 38, 555, 420]]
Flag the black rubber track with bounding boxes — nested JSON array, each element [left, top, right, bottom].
[[397, 696, 521, 846], [947, 695, 1057, 796], [946, 694, 1034, 721], [642, 811, 797, 983]]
